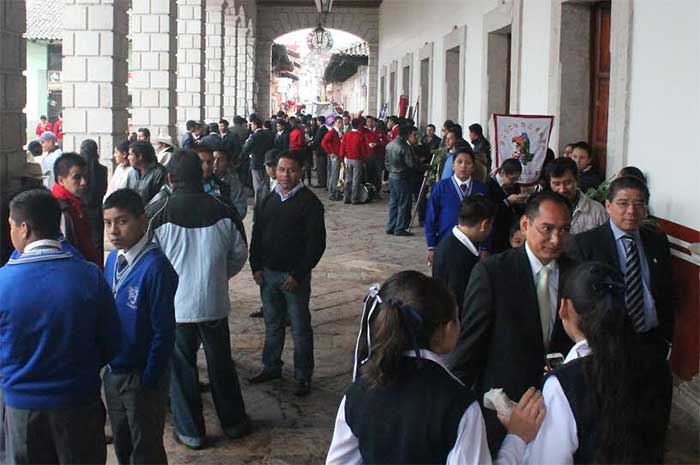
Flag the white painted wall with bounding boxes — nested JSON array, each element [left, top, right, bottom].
[[518, 0, 553, 114], [626, 0, 700, 230]]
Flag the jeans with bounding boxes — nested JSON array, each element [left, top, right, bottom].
[[103, 370, 168, 465], [344, 159, 364, 203], [315, 152, 327, 187], [386, 175, 413, 233], [170, 318, 247, 440], [328, 155, 341, 198], [5, 399, 106, 465], [260, 269, 314, 382]]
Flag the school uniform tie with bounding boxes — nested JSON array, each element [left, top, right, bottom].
[[117, 254, 128, 273], [536, 267, 552, 347], [622, 235, 646, 332]]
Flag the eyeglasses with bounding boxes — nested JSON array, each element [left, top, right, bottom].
[[612, 200, 647, 210]]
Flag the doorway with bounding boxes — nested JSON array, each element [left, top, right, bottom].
[[589, 1, 611, 174], [419, 57, 430, 128], [389, 70, 396, 114], [445, 46, 460, 122], [487, 26, 512, 118]]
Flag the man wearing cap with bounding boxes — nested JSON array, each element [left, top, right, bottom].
[[38, 131, 63, 189], [154, 135, 175, 166]]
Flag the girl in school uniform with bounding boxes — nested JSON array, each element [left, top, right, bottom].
[[326, 270, 545, 465], [425, 148, 488, 261], [525, 262, 671, 464]]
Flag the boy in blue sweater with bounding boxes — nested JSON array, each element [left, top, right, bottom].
[[0, 189, 121, 464], [103, 189, 178, 465]]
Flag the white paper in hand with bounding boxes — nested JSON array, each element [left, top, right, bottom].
[[483, 388, 517, 417]]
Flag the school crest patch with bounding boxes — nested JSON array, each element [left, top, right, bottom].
[[127, 287, 139, 310]]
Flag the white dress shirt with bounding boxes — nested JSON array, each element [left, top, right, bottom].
[[452, 226, 480, 257], [105, 164, 133, 199], [524, 340, 591, 465], [116, 232, 150, 266], [525, 242, 560, 335], [24, 239, 61, 253], [326, 349, 526, 465], [452, 174, 472, 192]]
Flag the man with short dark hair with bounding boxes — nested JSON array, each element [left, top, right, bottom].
[[0, 188, 121, 465], [182, 120, 198, 149], [126, 141, 167, 204], [51, 152, 101, 267], [384, 125, 418, 236], [35, 115, 52, 136], [219, 119, 242, 162], [38, 131, 62, 189], [230, 116, 249, 144], [274, 120, 290, 152], [485, 159, 527, 254], [433, 195, 496, 310], [241, 117, 275, 205], [136, 128, 151, 142], [421, 124, 441, 150], [468, 123, 492, 170], [340, 118, 368, 204], [249, 152, 326, 397], [571, 141, 602, 192], [440, 125, 472, 180], [450, 191, 575, 451], [547, 157, 607, 234], [103, 189, 178, 465], [321, 116, 344, 201], [149, 149, 250, 449], [311, 116, 330, 188]]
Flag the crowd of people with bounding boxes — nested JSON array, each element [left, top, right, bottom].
[[0, 106, 677, 465]]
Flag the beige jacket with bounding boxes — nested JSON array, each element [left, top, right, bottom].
[[571, 189, 608, 235]]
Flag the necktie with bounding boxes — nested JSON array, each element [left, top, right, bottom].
[[117, 254, 128, 273], [536, 267, 552, 347], [460, 183, 468, 193], [622, 235, 646, 332]]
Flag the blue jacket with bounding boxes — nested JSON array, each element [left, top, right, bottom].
[[0, 247, 121, 409], [104, 243, 178, 387], [425, 177, 487, 249]]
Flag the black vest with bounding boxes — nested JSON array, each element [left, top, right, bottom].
[[549, 357, 597, 464], [345, 357, 475, 464]]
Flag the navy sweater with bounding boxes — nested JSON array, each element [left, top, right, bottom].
[[0, 248, 121, 409], [424, 177, 487, 249], [104, 243, 178, 387]]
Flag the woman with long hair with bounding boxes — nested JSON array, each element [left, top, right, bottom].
[[327, 270, 546, 465], [525, 261, 671, 464], [80, 139, 108, 261]]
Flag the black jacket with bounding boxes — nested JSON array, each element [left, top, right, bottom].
[[250, 186, 326, 282], [222, 131, 242, 159], [432, 232, 480, 311], [274, 130, 290, 152], [485, 176, 519, 254], [471, 136, 492, 170], [242, 129, 275, 170], [578, 166, 603, 193], [449, 246, 575, 451], [313, 125, 329, 156], [567, 221, 676, 345]]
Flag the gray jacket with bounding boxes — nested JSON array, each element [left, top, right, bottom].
[[384, 137, 416, 177]]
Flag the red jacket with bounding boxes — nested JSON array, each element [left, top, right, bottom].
[[35, 121, 53, 136], [289, 127, 306, 150], [340, 130, 367, 161], [321, 129, 342, 157], [364, 128, 386, 157], [385, 125, 399, 143], [54, 119, 63, 141]]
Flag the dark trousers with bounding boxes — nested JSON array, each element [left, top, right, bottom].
[[315, 152, 327, 187], [103, 370, 168, 465], [5, 399, 106, 465], [170, 318, 247, 440], [366, 154, 384, 193], [260, 270, 314, 382], [386, 175, 413, 233], [86, 207, 104, 259]]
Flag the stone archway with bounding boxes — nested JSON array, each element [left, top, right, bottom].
[[255, 5, 379, 118]]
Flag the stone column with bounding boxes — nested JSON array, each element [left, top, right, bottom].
[[62, 0, 128, 163], [176, 0, 205, 132], [0, 1, 27, 195], [223, 8, 238, 119], [236, 18, 248, 116], [255, 39, 272, 119], [130, 0, 178, 141], [204, 0, 225, 122], [245, 26, 256, 114]]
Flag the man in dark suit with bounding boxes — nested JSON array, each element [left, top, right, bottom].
[[311, 116, 329, 188], [449, 191, 574, 451], [567, 175, 675, 352], [241, 117, 275, 205], [274, 120, 290, 152], [485, 159, 527, 254]]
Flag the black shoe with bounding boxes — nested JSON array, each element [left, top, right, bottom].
[[248, 371, 282, 384], [343, 199, 351, 204], [224, 415, 252, 439], [385, 230, 393, 235], [199, 381, 210, 392], [249, 309, 264, 318], [294, 380, 311, 397], [394, 230, 414, 237]]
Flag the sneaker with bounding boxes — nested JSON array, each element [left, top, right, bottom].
[[248, 370, 282, 384], [294, 380, 311, 397], [224, 415, 252, 439], [173, 431, 205, 450]]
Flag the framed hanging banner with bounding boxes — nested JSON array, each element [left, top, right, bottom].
[[490, 114, 555, 185]]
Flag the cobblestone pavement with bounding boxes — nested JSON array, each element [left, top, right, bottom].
[[106, 187, 698, 465]]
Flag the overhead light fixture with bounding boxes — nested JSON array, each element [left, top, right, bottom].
[[308, 23, 333, 53], [315, 0, 334, 14]]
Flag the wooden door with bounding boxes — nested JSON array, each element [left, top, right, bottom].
[[589, 1, 611, 174]]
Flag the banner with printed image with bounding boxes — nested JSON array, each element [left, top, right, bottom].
[[490, 114, 555, 185]]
